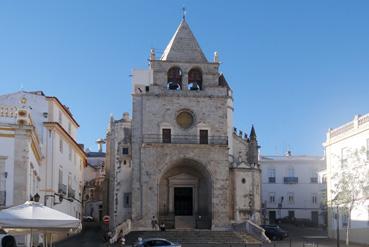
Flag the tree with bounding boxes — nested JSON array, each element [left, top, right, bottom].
[[330, 146, 369, 246]]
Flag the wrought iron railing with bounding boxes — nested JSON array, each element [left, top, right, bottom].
[[284, 177, 299, 184], [143, 134, 228, 145]]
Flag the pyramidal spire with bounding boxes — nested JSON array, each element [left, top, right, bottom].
[[250, 125, 257, 141], [160, 19, 208, 63]]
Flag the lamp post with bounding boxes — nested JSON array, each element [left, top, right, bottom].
[[336, 206, 340, 247]]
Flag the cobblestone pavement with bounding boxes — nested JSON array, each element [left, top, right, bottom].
[[56, 222, 108, 247]]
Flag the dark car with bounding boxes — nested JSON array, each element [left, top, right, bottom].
[[134, 238, 181, 247], [261, 224, 288, 241]]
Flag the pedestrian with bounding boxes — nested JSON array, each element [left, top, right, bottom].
[[151, 216, 158, 230], [159, 223, 166, 232], [1, 235, 17, 247]]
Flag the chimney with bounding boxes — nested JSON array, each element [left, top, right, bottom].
[[96, 138, 106, 153]]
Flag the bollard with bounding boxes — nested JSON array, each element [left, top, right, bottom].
[[289, 239, 292, 247]]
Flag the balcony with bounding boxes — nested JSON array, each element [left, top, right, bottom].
[[58, 184, 67, 195], [268, 177, 276, 183], [284, 177, 298, 184], [68, 188, 76, 198], [143, 134, 228, 145]]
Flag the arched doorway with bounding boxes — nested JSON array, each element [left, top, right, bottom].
[[158, 159, 212, 229]]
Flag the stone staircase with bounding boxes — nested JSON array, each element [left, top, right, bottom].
[[124, 230, 262, 246]]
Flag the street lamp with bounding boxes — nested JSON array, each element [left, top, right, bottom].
[[335, 206, 340, 247], [44, 193, 73, 206], [33, 193, 40, 203]]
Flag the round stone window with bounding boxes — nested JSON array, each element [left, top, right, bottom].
[[176, 110, 194, 129]]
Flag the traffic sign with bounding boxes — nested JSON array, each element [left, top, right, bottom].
[[103, 215, 110, 225]]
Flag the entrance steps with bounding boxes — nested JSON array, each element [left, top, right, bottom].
[[124, 230, 261, 246], [175, 216, 195, 229]]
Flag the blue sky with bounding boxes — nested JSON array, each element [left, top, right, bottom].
[[1, 1, 369, 155]]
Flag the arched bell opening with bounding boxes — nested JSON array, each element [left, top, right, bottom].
[[167, 67, 183, 91], [188, 68, 202, 91]]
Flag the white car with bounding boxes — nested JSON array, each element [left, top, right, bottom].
[[134, 238, 181, 247], [0, 229, 8, 243]]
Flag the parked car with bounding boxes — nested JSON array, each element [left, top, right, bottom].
[[134, 238, 181, 247], [261, 224, 288, 241], [82, 216, 94, 222], [276, 217, 315, 227], [0, 229, 7, 242]]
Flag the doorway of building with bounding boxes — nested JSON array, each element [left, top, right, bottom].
[[269, 211, 276, 224], [174, 187, 193, 216], [311, 211, 319, 226]]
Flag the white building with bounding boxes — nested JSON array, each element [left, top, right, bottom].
[[324, 114, 369, 245], [0, 91, 86, 245], [83, 141, 106, 223], [260, 153, 326, 226]]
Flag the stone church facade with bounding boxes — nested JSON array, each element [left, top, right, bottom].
[[106, 19, 261, 231]]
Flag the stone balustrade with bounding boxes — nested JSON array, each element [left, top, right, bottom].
[[0, 105, 18, 118], [329, 113, 369, 139]]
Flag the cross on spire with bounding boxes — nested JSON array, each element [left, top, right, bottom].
[[182, 6, 186, 20]]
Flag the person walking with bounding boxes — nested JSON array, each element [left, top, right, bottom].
[[151, 216, 158, 230]]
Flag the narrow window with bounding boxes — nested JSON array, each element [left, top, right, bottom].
[[59, 137, 63, 153], [68, 145, 72, 161], [0, 158, 6, 206], [68, 173, 72, 197], [58, 167, 65, 194], [162, 129, 171, 143], [288, 192, 294, 204], [288, 167, 294, 177], [124, 193, 132, 208], [312, 194, 317, 204], [341, 147, 349, 166], [122, 147, 129, 155], [268, 168, 276, 183], [68, 122, 72, 134], [58, 111, 62, 124], [269, 192, 275, 204], [199, 129, 208, 144]]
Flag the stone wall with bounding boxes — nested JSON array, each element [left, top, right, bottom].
[[131, 143, 229, 230]]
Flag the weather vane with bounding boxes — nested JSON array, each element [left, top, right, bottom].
[[182, 6, 186, 20]]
